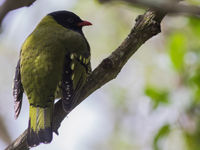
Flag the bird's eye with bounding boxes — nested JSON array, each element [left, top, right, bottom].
[[67, 18, 73, 23]]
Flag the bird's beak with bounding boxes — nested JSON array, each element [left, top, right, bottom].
[[77, 20, 92, 27]]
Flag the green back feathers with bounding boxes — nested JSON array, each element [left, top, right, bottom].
[[20, 15, 89, 106]]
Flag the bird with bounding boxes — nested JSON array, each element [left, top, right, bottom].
[[13, 10, 92, 147]]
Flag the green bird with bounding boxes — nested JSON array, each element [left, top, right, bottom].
[[13, 10, 92, 147]]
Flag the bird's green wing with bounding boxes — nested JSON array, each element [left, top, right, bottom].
[[61, 52, 91, 112]]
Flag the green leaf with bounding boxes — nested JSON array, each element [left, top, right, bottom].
[[184, 122, 200, 150], [186, 0, 200, 5], [153, 124, 170, 150], [145, 85, 169, 109], [189, 17, 200, 37], [168, 33, 187, 72]]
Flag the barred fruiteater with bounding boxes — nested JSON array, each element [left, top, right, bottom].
[[13, 11, 92, 147]]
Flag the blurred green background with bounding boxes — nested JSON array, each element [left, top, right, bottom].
[[0, 0, 200, 149]]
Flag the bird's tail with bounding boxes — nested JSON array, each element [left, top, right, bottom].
[[27, 104, 53, 147]]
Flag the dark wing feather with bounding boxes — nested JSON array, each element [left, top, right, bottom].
[[13, 59, 24, 119], [61, 54, 74, 112], [61, 53, 89, 112]]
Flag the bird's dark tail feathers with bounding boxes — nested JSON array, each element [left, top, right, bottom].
[[27, 105, 53, 147]]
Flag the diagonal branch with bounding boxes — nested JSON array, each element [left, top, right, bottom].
[[0, 0, 36, 26], [5, 9, 166, 150]]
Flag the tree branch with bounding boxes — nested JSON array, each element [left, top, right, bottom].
[[0, 0, 36, 26], [5, 9, 165, 150], [99, 0, 200, 17], [0, 0, 199, 28]]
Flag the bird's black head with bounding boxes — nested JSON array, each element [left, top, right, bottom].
[[48, 11, 92, 34]]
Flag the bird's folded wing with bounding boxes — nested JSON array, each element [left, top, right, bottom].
[[13, 59, 24, 119], [61, 53, 89, 112]]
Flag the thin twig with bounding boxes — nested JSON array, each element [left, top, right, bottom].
[[99, 0, 200, 17]]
